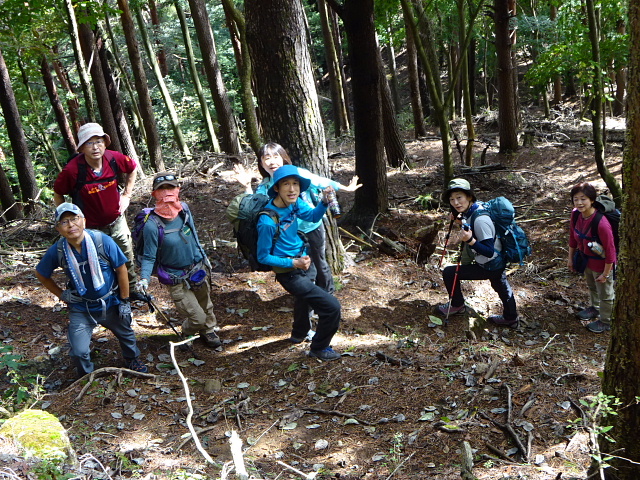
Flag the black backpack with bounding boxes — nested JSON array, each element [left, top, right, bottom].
[[56, 229, 110, 269], [67, 151, 119, 210], [226, 193, 281, 271], [571, 195, 621, 254]]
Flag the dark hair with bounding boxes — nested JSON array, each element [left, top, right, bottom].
[[570, 182, 597, 202], [257, 142, 292, 178]]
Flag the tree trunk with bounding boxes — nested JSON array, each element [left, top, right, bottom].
[[378, 46, 408, 169], [41, 55, 76, 155], [96, 32, 141, 167], [176, 0, 220, 153], [51, 51, 81, 133], [585, 0, 622, 203], [384, 21, 401, 111], [318, 0, 350, 137], [403, 11, 427, 138], [246, 0, 327, 172], [64, 0, 95, 122], [327, 0, 388, 224], [613, 18, 626, 117], [0, 148, 21, 220], [135, 6, 191, 161], [220, 0, 262, 154], [600, 2, 640, 476], [117, 0, 164, 172], [0, 47, 37, 215], [494, 0, 519, 153], [330, 8, 352, 128], [78, 18, 121, 153], [188, 0, 241, 155], [148, 0, 168, 77], [458, 0, 475, 166], [468, 38, 477, 115]]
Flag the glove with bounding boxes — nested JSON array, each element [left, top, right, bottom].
[[136, 278, 149, 293], [60, 289, 83, 304], [119, 300, 132, 325]]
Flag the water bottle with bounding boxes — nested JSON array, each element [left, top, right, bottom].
[[588, 241, 605, 258], [325, 189, 341, 218]]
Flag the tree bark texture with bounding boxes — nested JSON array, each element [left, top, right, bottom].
[[78, 20, 121, 152], [0, 149, 21, 220], [51, 52, 81, 134], [41, 55, 77, 155], [148, 0, 168, 77], [246, 0, 327, 173], [494, 0, 519, 153], [117, 0, 164, 172], [600, 3, 640, 476], [333, 0, 388, 221], [188, 0, 241, 155], [0, 47, 37, 215]]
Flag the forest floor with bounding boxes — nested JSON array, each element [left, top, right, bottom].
[[0, 119, 625, 480]]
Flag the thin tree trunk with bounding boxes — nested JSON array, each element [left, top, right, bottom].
[[220, 0, 262, 154], [613, 18, 626, 116], [135, 7, 191, 161], [330, 8, 352, 128], [78, 19, 122, 152], [188, 0, 241, 155], [585, 0, 622, 201], [51, 52, 81, 133], [117, 0, 164, 172], [378, 45, 408, 169], [318, 0, 350, 137], [0, 46, 37, 215], [148, 0, 168, 77], [41, 55, 76, 155], [403, 11, 427, 138], [458, 0, 475, 166], [176, 1, 220, 153], [385, 18, 401, 111]]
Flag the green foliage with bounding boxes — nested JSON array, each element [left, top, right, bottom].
[[32, 456, 74, 480], [0, 344, 44, 409]]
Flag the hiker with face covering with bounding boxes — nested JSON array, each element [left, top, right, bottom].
[[136, 173, 222, 349]]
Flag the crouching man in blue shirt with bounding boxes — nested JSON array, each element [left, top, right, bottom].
[[36, 203, 148, 377], [256, 165, 342, 361]]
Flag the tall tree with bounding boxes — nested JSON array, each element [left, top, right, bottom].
[[175, 0, 220, 152], [599, 0, 640, 476], [187, 0, 241, 154], [0, 46, 37, 216], [403, 8, 427, 139], [117, 0, 164, 172], [327, 0, 388, 222], [585, 0, 623, 203], [493, 0, 519, 153], [78, 18, 122, 152], [135, 5, 191, 161], [40, 54, 76, 155], [0, 148, 21, 221]]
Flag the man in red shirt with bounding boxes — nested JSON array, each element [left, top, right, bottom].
[[54, 123, 141, 298]]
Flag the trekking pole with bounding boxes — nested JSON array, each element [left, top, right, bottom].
[[439, 213, 462, 269], [445, 224, 468, 324], [146, 296, 201, 358]]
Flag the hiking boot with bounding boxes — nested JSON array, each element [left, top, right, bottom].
[[289, 330, 316, 344], [587, 319, 611, 333], [200, 331, 222, 349], [577, 306, 599, 320], [488, 315, 519, 328], [308, 346, 341, 361], [436, 302, 466, 316], [126, 358, 148, 373]]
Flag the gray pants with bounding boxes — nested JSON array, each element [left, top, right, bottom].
[[584, 267, 615, 323], [98, 214, 138, 291], [68, 305, 140, 375]]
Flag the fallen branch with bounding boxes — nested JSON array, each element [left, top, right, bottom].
[[70, 367, 155, 402], [375, 351, 413, 367], [338, 227, 373, 248], [385, 451, 415, 480]]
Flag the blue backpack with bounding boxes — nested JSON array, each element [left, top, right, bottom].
[[470, 197, 532, 265]]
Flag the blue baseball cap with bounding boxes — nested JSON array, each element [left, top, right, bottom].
[[55, 202, 84, 223], [267, 165, 311, 198]]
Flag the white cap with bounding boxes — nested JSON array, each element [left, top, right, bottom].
[[77, 123, 111, 151]]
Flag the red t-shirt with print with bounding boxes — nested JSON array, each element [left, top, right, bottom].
[[54, 150, 137, 228]]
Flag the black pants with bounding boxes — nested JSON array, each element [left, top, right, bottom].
[[276, 264, 341, 351], [305, 224, 335, 294], [442, 263, 518, 321]]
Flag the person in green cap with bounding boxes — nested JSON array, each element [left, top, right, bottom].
[[436, 178, 519, 327]]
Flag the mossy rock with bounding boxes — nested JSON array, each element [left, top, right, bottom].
[[0, 409, 76, 464]]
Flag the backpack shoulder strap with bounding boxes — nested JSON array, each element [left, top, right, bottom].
[[590, 210, 604, 240], [258, 209, 281, 254]]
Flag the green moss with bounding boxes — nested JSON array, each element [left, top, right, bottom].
[[0, 409, 75, 462]]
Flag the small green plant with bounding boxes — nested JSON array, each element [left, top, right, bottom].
[[32, 457, 74, 480], [415, 193, 437, 210], [0, 345, 44, 409], [388, 432, 405, 470]]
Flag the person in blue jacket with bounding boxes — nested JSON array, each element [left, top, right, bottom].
[[256, 165, 342, 361], [35, 203, 147, 377]]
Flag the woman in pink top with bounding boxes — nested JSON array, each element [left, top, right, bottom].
[[567, 182, 616, 333]]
